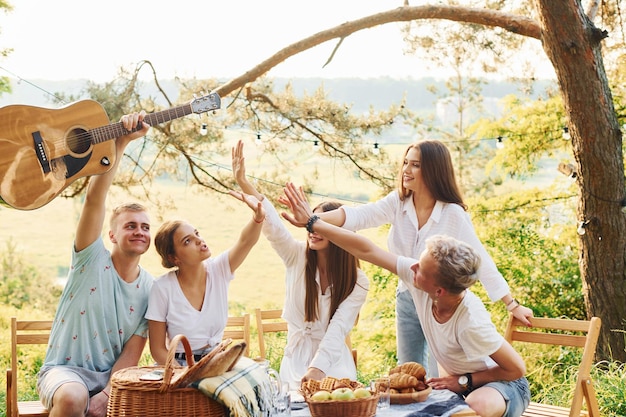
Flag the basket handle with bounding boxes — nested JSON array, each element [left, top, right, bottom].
[[160, 334, 195, 392]]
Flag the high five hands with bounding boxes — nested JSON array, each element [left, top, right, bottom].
[[279, 182, 314, 227]]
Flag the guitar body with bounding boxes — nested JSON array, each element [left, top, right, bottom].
[[0, 91, 220, 211], [0, 100, 115, 210]]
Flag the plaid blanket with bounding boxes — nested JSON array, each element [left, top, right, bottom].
[[193, 356, 272, 417]]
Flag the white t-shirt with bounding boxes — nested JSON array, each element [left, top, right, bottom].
[[145, 251, 233, 352], [396, 256, 503, 376], [342, 191, 510, 301]]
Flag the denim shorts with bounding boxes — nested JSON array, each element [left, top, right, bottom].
[[483, 377, 531, 417]]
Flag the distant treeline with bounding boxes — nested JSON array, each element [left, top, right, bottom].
[[0, 76, 556, 115]]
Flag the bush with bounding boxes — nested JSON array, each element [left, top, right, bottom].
[[0, 239, 61, 313]]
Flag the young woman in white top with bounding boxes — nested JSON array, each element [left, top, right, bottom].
[[232, 140, 369, 389], [316, 140, 533, 372], [282, 184, 530, 417], [145, 190, 265, 365]]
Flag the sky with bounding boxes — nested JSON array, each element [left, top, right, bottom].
[[0, 0, 432, 82], [0, 0, 554, 83]]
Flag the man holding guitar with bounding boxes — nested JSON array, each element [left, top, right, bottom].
[[36, 112, 154, 417]]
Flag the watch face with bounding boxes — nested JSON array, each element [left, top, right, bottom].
[[458, 375, 468, 386]]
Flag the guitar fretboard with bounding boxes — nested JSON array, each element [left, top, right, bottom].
[[90, 103, 193, 144]]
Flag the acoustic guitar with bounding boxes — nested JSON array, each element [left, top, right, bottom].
[[0, 92, 220, 210]]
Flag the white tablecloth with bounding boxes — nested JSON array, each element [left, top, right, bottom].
[[292, 388, 471, 417]]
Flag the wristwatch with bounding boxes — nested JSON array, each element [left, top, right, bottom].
[[458, 373, 473, 394]]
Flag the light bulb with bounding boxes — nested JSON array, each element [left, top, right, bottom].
[[372, 143, 380, 155], [496, 136, 504, 149], [200, 123, 208, 135], [313, 140, 320, 151], [577, 221, 587, 236], [562, 127, 571, 140], [255, 133, 262, 146]]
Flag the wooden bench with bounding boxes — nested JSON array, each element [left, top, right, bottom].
[[6, 317, 52, 417], [504, 314, 602, 417]]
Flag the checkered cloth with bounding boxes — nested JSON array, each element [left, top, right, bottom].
[[193, 356, 272, 417]]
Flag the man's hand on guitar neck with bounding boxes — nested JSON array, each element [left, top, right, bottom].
[[118, 111, 150, 148]]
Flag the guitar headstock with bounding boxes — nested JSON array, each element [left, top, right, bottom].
[[190, 92, 221, 114]]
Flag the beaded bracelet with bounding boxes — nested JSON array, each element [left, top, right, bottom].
[[306, 215, 320, 233]]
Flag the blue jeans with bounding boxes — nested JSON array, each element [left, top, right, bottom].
[[396, 289, 430, 370]]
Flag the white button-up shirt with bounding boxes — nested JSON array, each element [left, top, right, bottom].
[[342, 191, 509, 302]]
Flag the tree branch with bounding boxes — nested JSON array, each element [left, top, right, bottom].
[[214, 6, 540, 98]]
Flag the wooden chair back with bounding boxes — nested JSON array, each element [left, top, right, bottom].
[[7, 317, 53, 417], [254, 308, 357, 365], [224, 313, 251, 356], [254, 308, 288, 360], [504, 314, 602, 417]]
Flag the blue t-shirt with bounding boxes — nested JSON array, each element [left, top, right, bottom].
[[43, 237, 153, 372]]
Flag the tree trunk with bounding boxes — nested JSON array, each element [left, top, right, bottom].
[[534, 0, 626, 362]]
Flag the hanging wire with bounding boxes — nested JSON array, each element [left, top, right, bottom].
[[0, 65, 67, 104]]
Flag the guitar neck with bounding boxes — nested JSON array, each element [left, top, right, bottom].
[[90, 103, 193, 144]]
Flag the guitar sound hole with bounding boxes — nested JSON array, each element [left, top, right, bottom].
[[67, 128, 92, 155]]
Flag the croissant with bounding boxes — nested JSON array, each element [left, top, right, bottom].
[[389, 365, 403, 375], [400, 362, 426, 380], [390, 373, 418, 389]]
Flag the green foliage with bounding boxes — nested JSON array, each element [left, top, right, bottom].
[[469, 94, 569, 178], [592, 361, 626, 416], [0, 239, 61, 313], [353, 264, 398, 383], [469, 187, 585, 319]]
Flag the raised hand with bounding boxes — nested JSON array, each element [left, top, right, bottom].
[[231, 139, 246, 185], [228, 190, 265, 222], [280, 182, 314, 227]]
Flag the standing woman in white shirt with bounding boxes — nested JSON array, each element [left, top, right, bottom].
[[316, 140, 533, 373], [231, 140, 369, 390]]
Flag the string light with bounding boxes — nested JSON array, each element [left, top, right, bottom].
[[255, 133, 262, 146], [562, 126, 571, 140], [577, 220, 589, 235], [313, 140, 320, 151], [496, 136, 504, 149], [557, 162, 577, 179], [372, 142, 380, 155], [200, 123, 208, 135]]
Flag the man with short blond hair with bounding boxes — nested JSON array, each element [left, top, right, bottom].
[[37, 112, 154, 417]]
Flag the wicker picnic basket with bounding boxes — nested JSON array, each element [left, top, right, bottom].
[[106, 334, 229, 417], [305, 392, 379, 417], [301, 376, 378, 417]]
